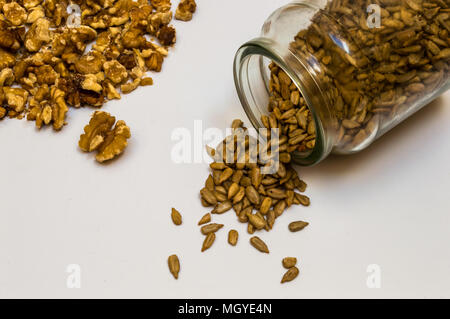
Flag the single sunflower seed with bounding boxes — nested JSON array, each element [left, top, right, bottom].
[[274, 200, 287, 217], [282, 257, 297, 269], [201, 223, 224, 235], [202, 233, 216, 252], [250, 236, 269, 254], [218, 167, 233, 184], [247, 213, 267, 230], [168, 254, 180, 279], [228, 230, 239, 246], [171, 208, 182, 226], [295, 193, 310, 206], [246, 185, 261, 205], [260, 197, 272, 215], [212, 201, 232, 214], [227, 183, 240, 199], [267, 188, 287, 200], [232, 186, 246, 204], [288, 221, 309, 232], [200, 188, 218, 205], [198, 213, 211, 226], [281, 266, 299, 283]]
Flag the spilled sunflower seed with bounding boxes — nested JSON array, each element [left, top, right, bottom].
[[202, 233, 216, 252], [198, 213, 211, 226], [250, 236, 270, 254], [171, 208, 183, 226], [281, 266, 299, 284], [228, 230, 239, 246], [288, 221, 309, 232], [168, 255, 180, 280], [282, 257, 297, 269], [201, 223, 224, 235]]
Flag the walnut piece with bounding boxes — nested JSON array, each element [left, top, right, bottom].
[[157, 26, 176, 46], [75, 52, 105, 75], [175, 0, 196, 22], [121, 78, 141, 94], [25, 18, 51, 52], [151, 0, 172, 12], [0, 49, 16, 69], [0, 68, 15, 87], [103, 60, 128, 84], [79, 111, 131, 163], [3, 87, 29, 113], [26, 6, 45, 24], [82, 74, 103, 93], [0, 20, 21, 51], [0, 107, 6, 120], [3, 2, 28, 26]]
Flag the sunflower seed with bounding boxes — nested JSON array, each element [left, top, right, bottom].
[[214, 191, 227, 202], [227, 183, 240, 199], [267, 188, 287, 200], [202, 233, 216, 252], [246, 223, 254, 234], [201, 198, 211, 207], [218, 168, 233, 184], [205, 175, 215, 191], [245, 185, 261, 205], [228, 230, 239, 246], [250, 236, 269, 254], [288, 221, 309, 232], [267, 210, 276, 229], [259, 197, 272, 215], [251, 167, 262, 188], [200, 188, 217, 205], [232, 186, 246, 204], [171, 208, 182, 226], [282, 257, 297, 269], [295, 193, 310, 206], [232, 170, 244, 184], [274, 200, 287, 217], [247, 213, 267, 230], [198, 213, 211, 226], [210, 162, 227, 170], [281, 266, 299, 283], [168, 255, 180, 279], [212, 201, 232, 214], [201, 223, 224, 235]]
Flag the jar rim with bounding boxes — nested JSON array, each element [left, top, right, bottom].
[[233, 37, 335, 166]]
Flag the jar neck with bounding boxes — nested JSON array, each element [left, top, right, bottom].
[[234, 37, 338, 166]]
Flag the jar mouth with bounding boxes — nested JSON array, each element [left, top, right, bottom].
[[233, 38, 334, 166]]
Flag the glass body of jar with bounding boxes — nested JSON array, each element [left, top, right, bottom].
[[234, 0, 450, 166]]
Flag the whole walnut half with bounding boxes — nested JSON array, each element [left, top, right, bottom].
[[79, 111, 131, 163], [175, 0, 196, 22]]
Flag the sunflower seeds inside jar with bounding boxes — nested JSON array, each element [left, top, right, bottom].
[[235, 0, 449, 166]]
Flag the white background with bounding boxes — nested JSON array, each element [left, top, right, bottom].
[[1, 0, 449, 299]]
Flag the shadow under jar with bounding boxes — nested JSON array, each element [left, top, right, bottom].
[[234, 0, 450, 166]]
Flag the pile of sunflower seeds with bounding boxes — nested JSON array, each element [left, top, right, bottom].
[[167, 119, 311, 283], [195, 119, 311, 283]]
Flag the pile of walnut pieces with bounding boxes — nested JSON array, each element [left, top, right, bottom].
[[0, 0, 196, 130]]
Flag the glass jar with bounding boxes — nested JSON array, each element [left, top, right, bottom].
[[234, 0, 450, 166]]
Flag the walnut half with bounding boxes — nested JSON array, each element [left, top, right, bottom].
[[79, 111, 131, 163], [175, 0, 196, 22]]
